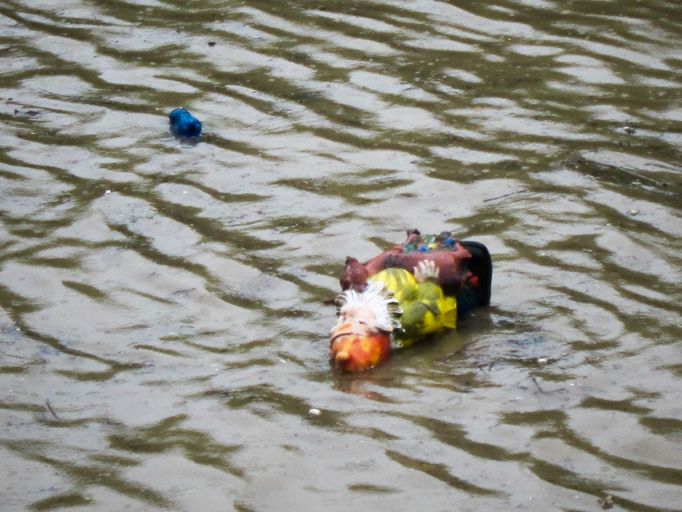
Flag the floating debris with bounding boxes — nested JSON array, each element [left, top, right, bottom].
[[598, 494, 614, 509], [13, 108, 40, 118], [308, 408, 321, 416], [45, 399, 60, 420], [169, 107, 202, 139]]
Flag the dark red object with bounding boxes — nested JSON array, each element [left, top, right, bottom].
[[340, 230, 473, 295]]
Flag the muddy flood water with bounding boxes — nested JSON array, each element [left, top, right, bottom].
[[1, 1, 681, 511]]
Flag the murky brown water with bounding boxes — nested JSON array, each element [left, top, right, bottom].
[[1, 0, 681, 510]]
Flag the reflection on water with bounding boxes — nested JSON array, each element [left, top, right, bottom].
[[1, 0, 681, 510]]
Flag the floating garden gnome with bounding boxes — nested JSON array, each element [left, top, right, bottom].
[[330, 230, 492, 372]]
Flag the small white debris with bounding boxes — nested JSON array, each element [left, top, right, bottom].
[[537, 357, 548, 365], [105, 190, 111, 194], [627, 209, 640, 216], [308, 408, 321, 416]]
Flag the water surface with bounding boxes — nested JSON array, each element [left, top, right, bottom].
[[1, 1, 681, 510]]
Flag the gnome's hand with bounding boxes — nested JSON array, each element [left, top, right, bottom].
[[414, 260, 439, 283]]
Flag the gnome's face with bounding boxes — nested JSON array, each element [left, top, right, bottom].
[[329, 312, 390, 372], [329, 283, 401, 372]]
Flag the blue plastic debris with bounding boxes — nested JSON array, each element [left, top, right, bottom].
[[169, 108, 202, 138]]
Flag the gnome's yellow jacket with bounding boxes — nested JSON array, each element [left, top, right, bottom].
[[369, 268, 457, 348]]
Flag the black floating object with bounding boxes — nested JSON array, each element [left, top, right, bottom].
[[169, 107, 202, 139]]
